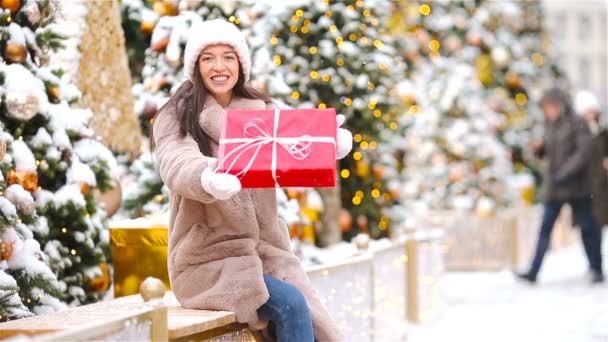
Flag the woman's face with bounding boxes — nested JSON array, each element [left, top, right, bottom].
[[198, 44, 240, 101]]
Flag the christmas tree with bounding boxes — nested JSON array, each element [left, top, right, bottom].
[[119, 0, 260, 218], [0, 0, 115, 312], [391, 0, 563, 212], [266, 0, 406, 240]]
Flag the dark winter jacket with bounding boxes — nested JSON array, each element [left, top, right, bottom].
[[537, 89, 593, 201], [590, 125, 608, 227]]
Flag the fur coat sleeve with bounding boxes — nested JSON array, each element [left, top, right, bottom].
[[152, 102, 217, 203]]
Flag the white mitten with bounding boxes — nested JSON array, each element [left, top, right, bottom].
[[200, 158, 241, 200], [336, 114, 353, 160]]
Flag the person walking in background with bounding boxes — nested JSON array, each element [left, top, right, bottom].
[[575, 90, 608, 232], [517, 88, 604, 284]]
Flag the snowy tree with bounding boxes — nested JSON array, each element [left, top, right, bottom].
[[0, 0, 116, 312], [266, 0, 406, 241], [389, 0, 564, 213]]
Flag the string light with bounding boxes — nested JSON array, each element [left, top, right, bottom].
[[532, 52, 544, 66], [337, 58, 345, 66], [389, 122, 398, 130], [290, 26, 298, 33], [428, 40, 440, 51], [61, 227, 67, 233], [354, 134, 363, 142], [371, 189, 381, 198], [301, 26, 309, 33], [349, 33, 357, 41], [154, 194, 164, 202], [352, 196, 362, 205], [291, 91, 300, 100], [270, 36, 279, 45], [356, 0, 363, 6], [369, 141, 377, 149], [360, 141, 369, 150], [318, 103, 327, 109], [295, 9, 304, 17], [309, 46, 318, 54], [363, 9, 371, 17], [330, 25, 338, 32], [373, 40, 384, 49], [310, 71, 319, 79], [321, 74, 330, 82], [419, 4, 432, 16], [35, 160, 41, 166], [228, 16, 236, 22], [353, 152, 362, 160], [515, 93, 528, 106], [341, 169, 351, 178], [273, 55, 282, 65], [325, 11, 332, 17], [367, 82, 375, 90], [373, 109, 382, 118], [360, 37, 368, 44], [70, 249, 77, 255]]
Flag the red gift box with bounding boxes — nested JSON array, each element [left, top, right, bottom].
[[216, 108, 337, 188]]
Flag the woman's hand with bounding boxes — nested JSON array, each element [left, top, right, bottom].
[[336, 114, 353, 160], [200, 158, 241, 200]]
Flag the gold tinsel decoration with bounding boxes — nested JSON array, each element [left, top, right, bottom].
[[73, 0, 142, 156]]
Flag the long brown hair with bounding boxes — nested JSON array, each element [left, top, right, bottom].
[[151, 60, 270, 155]]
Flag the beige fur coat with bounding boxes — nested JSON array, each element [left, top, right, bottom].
[[153, 95, 343, 341]]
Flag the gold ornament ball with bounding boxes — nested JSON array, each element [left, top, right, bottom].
[[47, 85, 60, 100], [4, 43, 27, 64], [152, 35, 170, 52], [153, 0, 178, 16], [141, 21, 156, 34], [0, 241, 14, 261], [139, 277, 166, 301], [0, 0, 20, 13], [356, 214, 368, 231], [339, 208, 353, 232], [373, 165, 384, 179], [7, 170, 38, 192], [86, 262, 111, 293], [93, 179, 122, 217]]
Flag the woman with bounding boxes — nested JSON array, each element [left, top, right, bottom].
[[152, 19, 350, 341]]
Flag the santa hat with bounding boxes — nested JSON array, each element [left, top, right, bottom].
[[183, 19, 251, 82], [574, 90, 600, 114]]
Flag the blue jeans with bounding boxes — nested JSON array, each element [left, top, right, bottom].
[[257, 274, 314, 342], [529, 198, 604, 276]]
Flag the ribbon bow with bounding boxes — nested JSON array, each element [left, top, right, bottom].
[[216, 109, 335, 187]]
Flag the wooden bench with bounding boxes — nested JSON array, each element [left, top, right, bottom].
[[0, 292, 252, 341]]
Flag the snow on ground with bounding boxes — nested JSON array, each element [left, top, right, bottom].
[[408, 232, 608, 342]]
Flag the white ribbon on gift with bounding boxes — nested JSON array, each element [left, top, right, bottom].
[[216, 108, 336, 187]]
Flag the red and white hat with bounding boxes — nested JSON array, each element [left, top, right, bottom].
[[183, 19, 251, 82]]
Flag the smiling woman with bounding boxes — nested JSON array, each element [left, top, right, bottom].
[[198, 45, 240, 107], [149, 18, 348, 342]]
